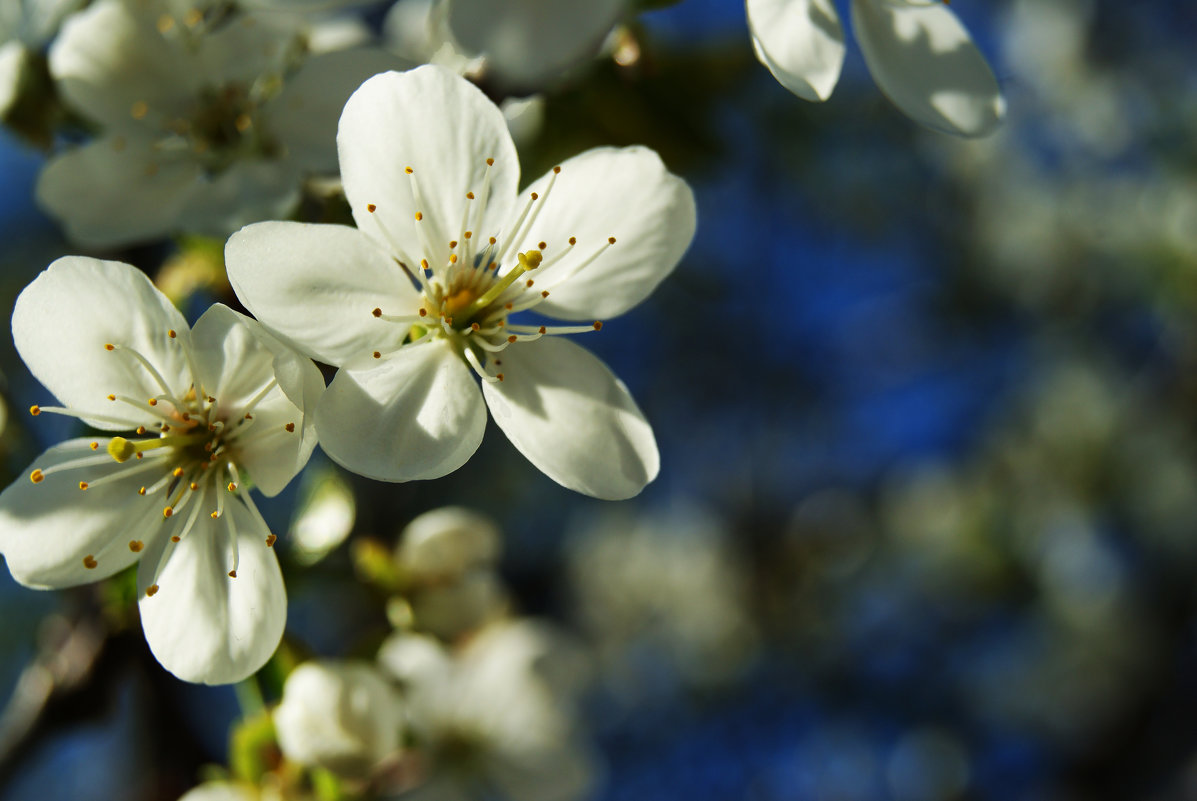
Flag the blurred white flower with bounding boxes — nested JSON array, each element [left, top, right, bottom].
[[35, 0, 403, 247], [566, 505, 759, 700], [747, 0, 1005, 136], [227, 65, 695, 499], [0, 0, 83, 115], [274, 660, 405, 778], [383, 0, 546, 147], [395, 506, 507, 639], [379, 620, 596, 801], [386, 0, 622, 91], [0, 257, 323, 684]]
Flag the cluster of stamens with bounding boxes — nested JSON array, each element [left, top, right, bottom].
[[364, 160, 610, 382], [27, 331, 293, 595]]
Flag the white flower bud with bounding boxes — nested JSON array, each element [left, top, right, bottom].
[[273, 661, 403, 778]]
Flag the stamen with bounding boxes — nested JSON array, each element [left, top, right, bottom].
[[463, 348, 501, 383], [29, 405, 143, 428], [147, 493, 207, 592], [235, 378, 278, 420], [507, 322, 604, 336], [105, 343, 185, 410], [35, 453, 122, 479], [498, 168, 560, 264]]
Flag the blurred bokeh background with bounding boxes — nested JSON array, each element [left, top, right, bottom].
[[2, 0, 1197, 799]]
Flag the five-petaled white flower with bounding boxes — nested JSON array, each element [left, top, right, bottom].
[[0, 257, 323, 684], [227, 65, 696, 500], [35, 0, 402, 247], [747, 0, 1005, 136]]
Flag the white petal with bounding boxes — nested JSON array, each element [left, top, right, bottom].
[[49, 0, 200, 131], [273, 661, 403, 776], [507, 146, 696, 321], [481, 338, 657, 500], [179, 160, 303, 239], [12, 256, 192, 429], [267, 48, 411, 173], [315, 341, 485, 482], [0, 41, 26, 116], [193, 10, 298, 87], [444, 0, 621, 90], [138, 494, 286, 685], [337, 66, 519, 271], [851, 0, 1005, 137], [747, 0, 845, 101], [226, 221, 420, 366], [0, 439, 167, 588], [190, 305, 322, 497], [36, 138, 201, 248]]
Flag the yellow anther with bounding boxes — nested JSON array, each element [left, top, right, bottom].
[[163, 507, 173, 518], [83, 555, 98, 569], [78, 481, 88, 491], [284, 423, 295, 432], [146, 584, 159, 597], [129, 540, 144, 553], [172, 467, 184, 478], [29, 405, 40, 416], [90, 442, 99, 450], [367, 204, 376, 213], [104, 343, 115, 351], [265, 534, 277, 547], [30, 469, 44, 484], [227, 482, 237, 492], [168, 329, 176, 338], [228, 570, 237, 578]]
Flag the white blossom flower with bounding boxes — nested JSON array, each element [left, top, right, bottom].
[[0, 0, 84, 116], [274, 660, 405, 778], [386, 0, 623, 91], [378, 621, 596, 801], [0, 257, 323, 684], [395, 506, 507, 639], [747, 0, 1005, 136], [226, 65, 695, 500], [35, 0, 404, 247]]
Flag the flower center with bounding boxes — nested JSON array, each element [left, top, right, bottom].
[[25, 335, 293, 592], [364, 161, 610, 383]]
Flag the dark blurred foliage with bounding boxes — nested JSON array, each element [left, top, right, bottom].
[[2, 0, 1197, 799]]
